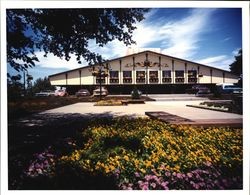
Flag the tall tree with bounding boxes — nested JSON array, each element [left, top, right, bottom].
[[229, 49, 242, 76], [7, 8, 149, 71], [32, 77, 55, 93]]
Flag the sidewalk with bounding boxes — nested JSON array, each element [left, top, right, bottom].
[[43, 100, 242, 121]]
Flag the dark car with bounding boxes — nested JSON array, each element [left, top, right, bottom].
[[75, 89, 90, 97], [195, 87, 213, 97]]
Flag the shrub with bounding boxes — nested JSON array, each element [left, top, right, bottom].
[[131, 88, 141, 99]]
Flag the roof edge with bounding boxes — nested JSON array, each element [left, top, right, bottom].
[[48, 50, 237, 78]]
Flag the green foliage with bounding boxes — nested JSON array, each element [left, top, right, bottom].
[[7, 73, 24, 100], [7, 8, 149, 71], [229, 49, 242, 76], [131, 87, 141, 99], [32, 77, 55, 94]]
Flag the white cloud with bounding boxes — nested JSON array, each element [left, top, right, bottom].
[[34, 51, 85, 70], [232, 48, 241, 56], [222, 37, 232, 42], [33, 9, 218, 70], [160, 9, 215, 59], [196, 54, 235, 71], [86, 9, 216, 61]]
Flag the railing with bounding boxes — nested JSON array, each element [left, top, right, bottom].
[[96, 78, 106, 84], [136, 78, 146, 83], [149, 78, 159, 83], [162, 78, 172, 83], [188, 78, 197, 83], [175, 78, 184, 83], [123, 78, 132, 83], [109, 78, 119, 83]]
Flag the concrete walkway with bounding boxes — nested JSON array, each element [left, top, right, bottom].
[[42, 100, 242, 121]]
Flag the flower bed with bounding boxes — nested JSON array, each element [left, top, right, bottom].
[[94, 99, 124, 106], [57, 118, 242, 190]]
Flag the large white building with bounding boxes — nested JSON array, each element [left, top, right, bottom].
[[49, 50, 239, 94]]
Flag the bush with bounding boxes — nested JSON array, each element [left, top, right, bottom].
[[131, 88, 141, 99]]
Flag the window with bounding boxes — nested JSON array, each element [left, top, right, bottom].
[[162, 70, 171, 78], [175, 70, 184, 78], [188, 70, 197, 83], [136, 71, 145, 78], [136, 71, 145, 83], [123, 71, 132, 78], [110, 71, 119, 78], [149, 71, 158, 78], [188, 70, 197, 78], [123, 71, 132, 83], [109, 71, 119, 83], [149, 71, 159, 83]]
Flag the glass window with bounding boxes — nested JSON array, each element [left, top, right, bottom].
[[123, 71, 132, 78], [188, 70, 197, 78], [136, 71, 145, 78], [175, 70, 184, 78], [110, 71, 119, 78], [162, 70, 171, 78], [149, 71, 158, 78]]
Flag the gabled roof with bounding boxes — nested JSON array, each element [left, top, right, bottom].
[[49, 50, 235, 77]]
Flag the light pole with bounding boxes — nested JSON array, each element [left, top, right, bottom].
[[144, 54, 150, 97], [91, 62, 109, 100]]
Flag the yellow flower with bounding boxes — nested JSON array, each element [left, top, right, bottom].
[[124, 155, 129, 161]]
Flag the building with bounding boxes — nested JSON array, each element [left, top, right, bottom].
[[48, 50, 239, 94]]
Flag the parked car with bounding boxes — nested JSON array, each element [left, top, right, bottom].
[[216, 83, 242, 94], [55, 89, 68, 97], [93, 87, 108, 96], [35, 90, 55, 97], [195, 87, 213, 97], [75, 89, 90, 97]]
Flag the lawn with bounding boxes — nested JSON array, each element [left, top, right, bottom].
[[10, 117, 243, 190]]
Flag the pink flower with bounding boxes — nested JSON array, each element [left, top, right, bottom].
[[165, 172, 171, 177], [176, 173, 182, 179], [142, 185, 149, 190], [150, 182, 156, 188], [187, 173, 193, 178], [135, 172, 140, 177]]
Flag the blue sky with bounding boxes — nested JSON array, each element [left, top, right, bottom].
[[8, 8, 242, 82]]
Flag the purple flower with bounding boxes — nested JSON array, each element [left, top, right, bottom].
[[142, 185, 149, 190], [150, 182, 156, 188], [161, 181, 169, 190], [135, 172, 140, 177], [187, 173, 193, 178], [176, 173, 182, 179], [165, 172, 171, 177], [145, 175, 152, 181]]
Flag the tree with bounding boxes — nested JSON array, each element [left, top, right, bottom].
[[7, 73, 23, 100], [32, 77, 55, 94], [229, 49, 242, 76], [7, 8, 149, 72]]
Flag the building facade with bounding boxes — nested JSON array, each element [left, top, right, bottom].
[[49, 50, 239, 94]]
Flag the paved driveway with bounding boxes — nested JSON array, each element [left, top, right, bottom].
[[42, 100, 242, 120]]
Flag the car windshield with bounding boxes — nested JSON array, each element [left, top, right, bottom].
[[224, 86, 239, 89]]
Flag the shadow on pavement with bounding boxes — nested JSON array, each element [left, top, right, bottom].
[[8, 112, 139, 189]]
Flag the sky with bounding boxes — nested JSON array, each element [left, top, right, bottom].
[[8, 8, 242, 82]]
